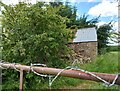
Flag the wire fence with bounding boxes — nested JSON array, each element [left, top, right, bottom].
[[0, 60, 120, 90]]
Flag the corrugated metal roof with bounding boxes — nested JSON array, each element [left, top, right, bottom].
[[73, 27, 97, 43]]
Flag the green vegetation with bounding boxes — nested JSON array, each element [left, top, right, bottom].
[[82, 52, 118, 73], [0, 1, 119, 90], [3, 52, 118, 90], [97, 24, 113, 54], [108, 46, 120, 52], [1, 2, 73, 67], [0, 2, 73, 90], [23, 51, 118, 90], [50, 52, 119, 89]]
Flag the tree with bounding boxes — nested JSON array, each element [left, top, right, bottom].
[[97, 24, 112, 54], [1, 2, 74, 89], [74, 14, 100, 29], [1, 2, 73, 66], [49, 2, 63, 7], [50, 2, 77, 28], [49, 2, 99, 29]]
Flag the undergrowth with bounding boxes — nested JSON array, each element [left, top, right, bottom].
[[2, 52, 119, 90], [49, 52, 119, 89]]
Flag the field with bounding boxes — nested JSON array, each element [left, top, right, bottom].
[[1, 52, 119, 90], [48, 51, 119, 90]]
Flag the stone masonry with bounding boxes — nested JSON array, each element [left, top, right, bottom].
[[68, 42, 97, 64]]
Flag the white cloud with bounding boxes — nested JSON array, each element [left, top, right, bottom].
[[88, 0, 94, 2], [88, 0, 118, 17]]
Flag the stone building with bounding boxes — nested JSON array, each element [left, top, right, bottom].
[[68, 27, 97, 63]]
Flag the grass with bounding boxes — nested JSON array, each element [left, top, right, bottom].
[[50, 51, 119, 89], [81, 52, 118, 73], [2, 51, 119, 90]]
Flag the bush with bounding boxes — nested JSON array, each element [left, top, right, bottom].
[[1, 2, 73, 89]]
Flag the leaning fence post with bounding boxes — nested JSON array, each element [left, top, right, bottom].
[[19, 69, 23, 91]]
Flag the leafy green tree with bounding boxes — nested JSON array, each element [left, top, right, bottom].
[[49, 2, 63, 7], [1, 2, 73, 66], [97, 24, 112, 54], [0, 2, 74, 89], [50, 2, 77, 28], [49, 2, 99, 29], [74, 14, 100, 29]]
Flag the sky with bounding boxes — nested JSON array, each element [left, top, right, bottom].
[[0, 0, 119, 45], [70, 0, 118, 45], [74, 0, 118, 45], [71, 1, 118, 29]]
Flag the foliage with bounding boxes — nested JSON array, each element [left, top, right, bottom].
[[81, 52, 118, 73], [1, 2, 73, 67], [75, 14, 99, 29], [50, 2, 77, 28], [0, 1, 118, 90], [68, 52, 118, 90], [97, 24, 113, 54], [28, 52, 118, 89], [49, 2, 99, 29], [107, 46, 120, 52], [40, 52, 119, 89], [1, 1, 74, 90]]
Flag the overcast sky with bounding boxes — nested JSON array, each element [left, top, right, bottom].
[[1, 0, 119, 45]]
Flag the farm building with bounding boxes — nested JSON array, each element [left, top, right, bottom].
[[68, 27, 97, 63]]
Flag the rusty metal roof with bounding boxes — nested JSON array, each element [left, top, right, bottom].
[[73, 27, 97, 43]]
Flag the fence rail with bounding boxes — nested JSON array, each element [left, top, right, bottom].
[[0, 62, 120, 90]]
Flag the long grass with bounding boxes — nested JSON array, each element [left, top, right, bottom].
[[5, 52, 118, 90], [50, 52, 119, 89], [81, 52, 118, 73]]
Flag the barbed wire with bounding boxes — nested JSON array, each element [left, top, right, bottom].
[[67, 66, 119, 87], [13, 63, 21, 72], [0, 61, 9, 69], [0, 60, 119, 88], [30, 63, 54, 89], [108, 73, 120, 87], [30, 63, 53, 78]]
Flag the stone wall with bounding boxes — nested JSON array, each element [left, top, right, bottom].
[[68, 42, 97, 63]]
